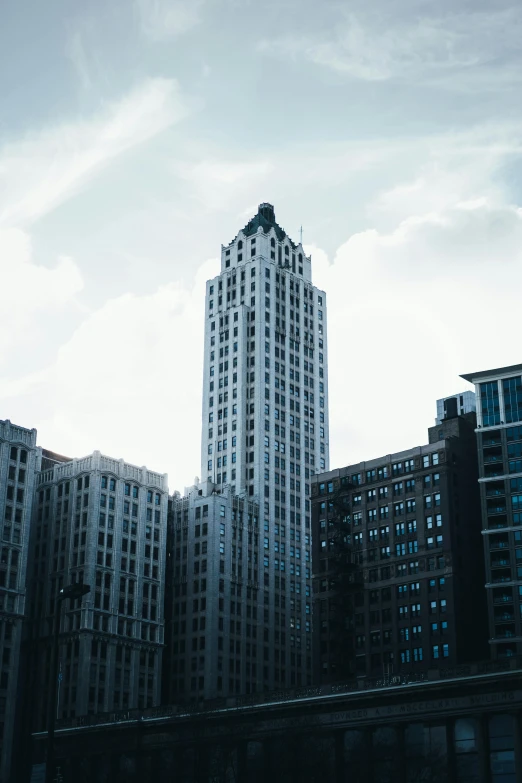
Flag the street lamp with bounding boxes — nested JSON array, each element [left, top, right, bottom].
[[45, 582, 90, 783]]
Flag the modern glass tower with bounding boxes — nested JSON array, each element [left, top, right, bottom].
[[200, 203, 329, 687], [461, 364, 522, 659]]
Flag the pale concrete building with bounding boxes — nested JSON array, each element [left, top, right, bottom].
[[0, 419, 41, 783], [195, 203, 329, 691], [25, 450, 169, 730], [164, 481, 262, 701]]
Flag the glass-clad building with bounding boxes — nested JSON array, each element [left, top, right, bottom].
[[461, 364, 522, 659]]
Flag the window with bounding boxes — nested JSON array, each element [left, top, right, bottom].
[[481, 380, 501, 427]]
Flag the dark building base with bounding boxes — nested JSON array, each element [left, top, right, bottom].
[[32, 661, 522, 783]]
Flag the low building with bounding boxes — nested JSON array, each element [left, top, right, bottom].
[[311, 410, 487, 684], [31, 658, 522, 783]]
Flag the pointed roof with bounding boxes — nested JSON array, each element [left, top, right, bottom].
[[233, 203, 298, 248]]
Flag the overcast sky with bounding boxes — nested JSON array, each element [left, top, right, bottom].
[[2, 0, 522, 491]]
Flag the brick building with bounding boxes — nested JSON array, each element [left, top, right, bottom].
[[311, 408, 487, 683]]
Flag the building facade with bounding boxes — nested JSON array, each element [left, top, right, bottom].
[[197, 203, 328, 689], [311, 411, 487, 684], [24, 450, 169, 734], [0, 420, 40, 783], [164, 482, 264, 702], [461, 364, 522, 659]]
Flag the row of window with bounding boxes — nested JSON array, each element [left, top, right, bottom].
[[318, 456, 440, 493], [214, 260, 318, 294], [354, 622, 448, 645], [5, 446, 29, 463], [353, 516, 443, 540], [352, 493, 441, 510], [364, 560, 446, 583], [480, 376, 522, 427]]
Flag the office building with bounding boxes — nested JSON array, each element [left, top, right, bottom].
[[460, 363, 522, 658], [435, 391, 476, 424], [164, 482, 262, 701], [25, 450, 169, 731], [0, 420, 40, 783], [311, 409, 487, 684], [194, 203, 328, 690]]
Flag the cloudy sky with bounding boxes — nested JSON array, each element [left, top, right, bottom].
[[2, 0, 522, 491]]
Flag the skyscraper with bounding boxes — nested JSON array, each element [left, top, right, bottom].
[[196, 203, 329, 689], [460, 363, 522, 659]]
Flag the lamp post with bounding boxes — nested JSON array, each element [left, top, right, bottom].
[[45, 582, 90, 783]]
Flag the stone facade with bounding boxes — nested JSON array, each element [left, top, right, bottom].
[[164, 482, 261, 701], [0, 420, 40, 783], [199, 203, 328, 690], [24, 451, 169, 734]]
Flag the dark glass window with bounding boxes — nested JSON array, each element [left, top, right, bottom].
[[481, 381, 500, 427], [503, 376, 522, 424], [488, 714, 516, 783]]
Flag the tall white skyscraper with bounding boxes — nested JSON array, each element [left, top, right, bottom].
[[200, 203, 329, 687]]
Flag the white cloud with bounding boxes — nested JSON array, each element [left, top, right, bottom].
[[0, 256, 219, 491], [135, 0, 205, 40], [312, 194, 522, 470], [0, 78, 187, 227], [258, 8, 522, 89], [0, 228, 84, 368]]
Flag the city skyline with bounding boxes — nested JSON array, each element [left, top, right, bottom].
[[3, 0, 522, 492]]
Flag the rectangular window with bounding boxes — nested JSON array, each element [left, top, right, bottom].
[[503, 376, 522, 424], [480, 381, 501, 427]]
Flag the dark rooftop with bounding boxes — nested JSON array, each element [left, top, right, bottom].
[[232, 203, 297, 247], [460, 363, 522, 383]]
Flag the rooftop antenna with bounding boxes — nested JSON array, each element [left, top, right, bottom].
[[299, 225, 303, 245]]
